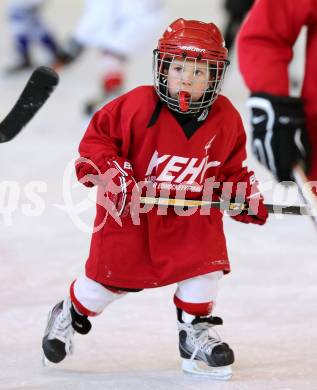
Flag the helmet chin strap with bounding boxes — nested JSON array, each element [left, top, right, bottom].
[[179, 91, 191, 112]]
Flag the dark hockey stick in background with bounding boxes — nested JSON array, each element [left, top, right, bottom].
[[0, 66, 59, 143], [140, 196, 313, 216]]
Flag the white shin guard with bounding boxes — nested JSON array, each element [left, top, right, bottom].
[[71, 275, 127, 316]]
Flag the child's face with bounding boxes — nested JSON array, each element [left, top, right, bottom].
[[167, 58, 210, 102]]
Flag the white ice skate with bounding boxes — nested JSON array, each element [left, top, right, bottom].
[[42, 297, 92, 365], [42, 298, 75, 365], [178, 311, 234, 380]]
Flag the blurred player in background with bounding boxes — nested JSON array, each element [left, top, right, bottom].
[[5, 0, 66, 74], [237, 0, 317, 217], [222, 0, 254, 56], [237, 0, 316, 183], [42, 18, 268, 379], [53, 0, 165, 116]]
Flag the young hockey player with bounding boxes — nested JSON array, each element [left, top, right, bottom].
[[42, 18, 268, 380]]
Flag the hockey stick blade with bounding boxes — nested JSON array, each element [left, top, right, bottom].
[[140, 196, 313, 216], [293, 164, 317, 229], [0, 66, 59, 143]]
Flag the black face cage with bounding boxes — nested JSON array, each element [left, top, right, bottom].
[[153, 49, 229, 115]]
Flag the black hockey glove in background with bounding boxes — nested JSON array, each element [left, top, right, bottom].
[[223, 0, 255, 53], [224, 0, 255, 19], [247, 93, 310, 182]]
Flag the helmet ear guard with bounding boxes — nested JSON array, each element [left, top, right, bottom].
[[153, 19, 230, 114]]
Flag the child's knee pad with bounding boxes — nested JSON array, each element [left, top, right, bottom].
[[70, 275, 127, 316], [174, 271, 223, 316]]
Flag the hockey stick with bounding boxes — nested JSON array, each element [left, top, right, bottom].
[[292, 164, 317, 228], [0, 66, 59, 143], [140, 196, 312, 216]]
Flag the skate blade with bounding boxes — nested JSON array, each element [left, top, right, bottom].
[[42, 353, 51, 367], [182, 359, 232, 380]]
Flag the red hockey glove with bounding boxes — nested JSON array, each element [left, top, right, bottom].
[[230, 194, 268, 225], [104, 157, 139, 217], [221, 171, 269, 225]]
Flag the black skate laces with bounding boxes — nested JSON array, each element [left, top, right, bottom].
[[192, 316, 223, 326]]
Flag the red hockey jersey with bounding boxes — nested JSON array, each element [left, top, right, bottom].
[[238, 0, 317, 180], [76, 86, 253, 289]]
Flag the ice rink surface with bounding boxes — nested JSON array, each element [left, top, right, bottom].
[[0, 1, 316, 389]]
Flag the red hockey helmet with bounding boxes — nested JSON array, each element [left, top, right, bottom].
[[153, 19, 229, 114]]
